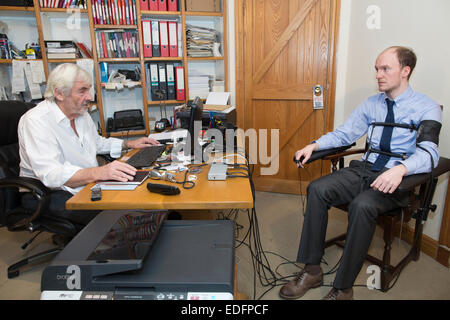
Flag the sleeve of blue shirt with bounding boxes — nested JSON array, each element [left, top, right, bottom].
[[395, 103, 442, 175], [314, 99, 371, 151]]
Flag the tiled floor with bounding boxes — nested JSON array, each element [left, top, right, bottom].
[[0, 191, 449, 300]]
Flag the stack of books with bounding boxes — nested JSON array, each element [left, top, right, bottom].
[[92, 0, 137, 25], [186, 24, 219, 57], [45, 41, 92, 59], [40, 0, 87, 9], [0, 34, 11, 59], [188, 75, 210, 99], [95, 30, 139, 58]]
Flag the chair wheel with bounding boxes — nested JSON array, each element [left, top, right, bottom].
[[52, 234, 72, 246], [8, 270, 19, 279]]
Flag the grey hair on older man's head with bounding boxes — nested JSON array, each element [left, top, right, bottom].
[[44, 63, 92, 102]]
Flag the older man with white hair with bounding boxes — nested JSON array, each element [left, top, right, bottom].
[[18, 63, 158, 226]]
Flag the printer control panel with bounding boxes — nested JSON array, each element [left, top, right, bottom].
[[41, 291, 233, 300]]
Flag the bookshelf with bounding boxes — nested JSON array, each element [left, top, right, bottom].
[[0, 0, 228, 137]]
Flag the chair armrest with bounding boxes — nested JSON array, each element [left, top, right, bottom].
[[304, 143, 356, 164], [0, 177, 50, 229], [0, 177, 49, 196], [398, 157, 450, 191]]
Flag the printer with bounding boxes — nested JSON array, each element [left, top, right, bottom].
[[41, 211, 235, 300]]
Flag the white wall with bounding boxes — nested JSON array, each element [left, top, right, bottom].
[[334, 0, 450, 240]]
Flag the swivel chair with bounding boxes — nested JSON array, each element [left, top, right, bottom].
[[0, 100, 80, 279], [301, 141, 450, 291]]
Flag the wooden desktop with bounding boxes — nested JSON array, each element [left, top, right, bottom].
[[66, 150, 254, 211]]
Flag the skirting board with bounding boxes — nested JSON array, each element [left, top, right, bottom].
[[394, 223, 448, 267]]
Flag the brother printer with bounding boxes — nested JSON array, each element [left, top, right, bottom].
[[41, 210, 235, 300]]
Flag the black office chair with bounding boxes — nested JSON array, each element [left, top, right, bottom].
[[0, 100, 80, 279], [301, 143, 450, 291]]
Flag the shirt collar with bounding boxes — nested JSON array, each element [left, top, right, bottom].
[[382, 86, 414, 105], [48, 100, 70, 126]]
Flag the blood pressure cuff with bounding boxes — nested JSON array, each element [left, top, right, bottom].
[[417, 120, 442, 146]]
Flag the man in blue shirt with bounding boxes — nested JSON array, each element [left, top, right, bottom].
[[280, 46, 442, 300]]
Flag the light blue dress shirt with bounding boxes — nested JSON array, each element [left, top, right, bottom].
[[315, 86, 442, 175]]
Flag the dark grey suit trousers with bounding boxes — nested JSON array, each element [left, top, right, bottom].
[[296, 160, 409, 289]]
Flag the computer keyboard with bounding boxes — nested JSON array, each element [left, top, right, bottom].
[[125, 145, 166, 168]]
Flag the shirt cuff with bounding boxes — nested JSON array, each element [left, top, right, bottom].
[[61, 162, 84, 187], [109, 138, 123, 158]]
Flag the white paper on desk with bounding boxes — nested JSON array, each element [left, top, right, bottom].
[[12, 60, 26, 94], [206, 92, 231, 105], [205, 106, 236, 114], [149, 129, 188, 141], [92, 184, 138, 191]]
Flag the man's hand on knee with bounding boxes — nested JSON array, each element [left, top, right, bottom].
[[370, 164, 408, 194]]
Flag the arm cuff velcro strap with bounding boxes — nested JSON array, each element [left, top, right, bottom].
[[417, 120, 441, 145]]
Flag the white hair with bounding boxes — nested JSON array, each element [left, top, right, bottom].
[[44, 63, 92, 102]]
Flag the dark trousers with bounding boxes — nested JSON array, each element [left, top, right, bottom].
[[22, 190, 99, 227], [296, 160, 409, 289]]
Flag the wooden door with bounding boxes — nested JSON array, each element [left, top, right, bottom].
[[236, 0, 340, 194]]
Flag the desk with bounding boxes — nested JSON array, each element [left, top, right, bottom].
[[65, 149, 251, 300], [66, 152, 254, 211]]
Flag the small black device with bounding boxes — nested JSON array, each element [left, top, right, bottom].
[[293, 155, 305, 165], [117, 68, 140, 81], [91, 186, 102, 201], [108, 109, 144, 132], [147, 183, 180, 195], [154, 89, 171, 132], [154, 118, 171, 132], [185, 97, 204, 161], [126, 145, 166, 168]]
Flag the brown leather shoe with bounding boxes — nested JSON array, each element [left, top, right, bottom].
[[321, 288, 353, 300], [279, 269, 323, 300]]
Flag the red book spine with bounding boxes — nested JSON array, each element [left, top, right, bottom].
[[101, 33, 108, 58]]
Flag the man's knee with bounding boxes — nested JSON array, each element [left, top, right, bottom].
[[307, 176, 328, 195], [307, 175, 339, 202], [348, 197, 378, 221]]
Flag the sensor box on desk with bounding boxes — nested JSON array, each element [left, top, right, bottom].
[[208, 163, 228, 181]]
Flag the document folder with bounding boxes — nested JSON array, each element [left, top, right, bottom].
[[140, 0, 149, 10], [142, 20, 152, 57], [151, 20, 161, 57], [149, 63, 160, 101], [168, 0, 177, 11], [166, 63, 176, 100], [176, 66, 185, 101], [159, 21, 169, 57], [149, 0, 158, 10], [168, 21, 178, 57], [158, 63, 168, 100], [158, 0, 167, 11]]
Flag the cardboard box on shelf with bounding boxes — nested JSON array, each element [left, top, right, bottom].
[[185, 0, 221, 12]]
